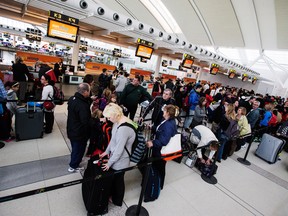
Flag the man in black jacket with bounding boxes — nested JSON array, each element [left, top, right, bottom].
[[120, 75, 153, 121], [12, 56, 30, 101], [67, 83, 91, 172], [140, 88, 175, 130], [98, 68, 112, 96]]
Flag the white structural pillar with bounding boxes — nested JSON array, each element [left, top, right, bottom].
[[154, 54, 162, 77], [71, 36, 80, 72]]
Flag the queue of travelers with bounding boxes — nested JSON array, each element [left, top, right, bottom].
[[2, 61, 288, 212]]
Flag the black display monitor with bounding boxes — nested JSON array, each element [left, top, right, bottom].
[[140, 57, 147, 63], [182, 58, 194, 69], [47, 18, 79, 43], [210, 63, 219, 75], [135, 44, 154, 59], [242, 74, 249, 82], [228, 69, 236, 79]]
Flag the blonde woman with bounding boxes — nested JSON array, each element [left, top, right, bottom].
[[236, 107, 251, 150], [216, 104, 239, 162], [100, 103, 136, 207]]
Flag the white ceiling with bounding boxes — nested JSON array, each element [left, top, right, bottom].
[[2, 0, 288, 86]]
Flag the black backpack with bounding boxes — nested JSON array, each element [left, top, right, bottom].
[[118, 122, 147, 163]]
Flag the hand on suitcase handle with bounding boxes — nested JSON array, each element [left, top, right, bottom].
[[102, 163, 110, 171]]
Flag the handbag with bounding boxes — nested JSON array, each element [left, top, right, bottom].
[[161, 133, 182, 161], [43, 101, 55, 111], [185, 151, 198, 168]]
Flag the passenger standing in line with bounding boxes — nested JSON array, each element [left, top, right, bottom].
[[100, 103, 136, 207], [67, 83, 91, 172], [190, 97, 207, 129], [6, 81, 19, 116], [11, 56, 30, 102], [140, 88, 175, 132], [120, 75, 153, 121], [115, 71, 128, 103], [183, 84, 202, 131], [40, 74, 55, 134], [146, 105, 178, 190], [98, 68, 112, 96]]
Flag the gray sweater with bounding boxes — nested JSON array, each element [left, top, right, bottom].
[[115, 75, 128, 92], [105, 123, 135, 170], [193, 105, 206, 122]]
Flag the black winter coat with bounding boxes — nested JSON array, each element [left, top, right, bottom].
[[12, 62, 30, 81], [67, 92, 91, 141]]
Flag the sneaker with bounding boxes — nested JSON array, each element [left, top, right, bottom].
[[241, 144, 248, 149], [68, 167, 84, 173]]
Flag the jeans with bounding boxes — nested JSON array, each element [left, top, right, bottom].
[[184, 109, 195, 129], [44, 111, 54, 133], [69, 140, 87, 169], [216, 130, 229, 161]]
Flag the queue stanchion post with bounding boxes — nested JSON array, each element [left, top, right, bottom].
[[237, 133, 255, 166], [126, 148, 152, 216]]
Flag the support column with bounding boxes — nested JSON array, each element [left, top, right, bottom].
[[71, 36, 80, 73], [154, 54, 162, 77]]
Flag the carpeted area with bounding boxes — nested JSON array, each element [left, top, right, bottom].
[[0, 155, 71, 191]]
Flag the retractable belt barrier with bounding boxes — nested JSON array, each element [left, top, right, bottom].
[[0, 149, 191, 203]]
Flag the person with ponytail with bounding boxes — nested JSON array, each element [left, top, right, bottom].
[[146, 104, 179, 191]]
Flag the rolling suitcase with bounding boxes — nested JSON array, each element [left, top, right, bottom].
[[255, 133, 285, 164], [15, 104, 44, 141], [82, 156, 113, 216]]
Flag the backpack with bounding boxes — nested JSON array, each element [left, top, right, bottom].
[[118, 122, 147, 163], [224, 119, 240, 140], [53, 86, 64, 105], [268, 113, 277, 126], [91, 121, 112, 156]]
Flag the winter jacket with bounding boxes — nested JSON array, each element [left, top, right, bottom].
[[188, 89, 200, 111], [152, 118, 177, 157], [67, 92, 91, 142], [142, 96, 175, 124], [120, 83, 153, 108], [238, 115, 251, 136], [247, 108, 260, 129], [12, 62, 30, 81]]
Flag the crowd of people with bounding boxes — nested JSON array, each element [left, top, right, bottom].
[[1, 61, 288, 212]]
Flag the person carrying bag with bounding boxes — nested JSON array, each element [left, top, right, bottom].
[[146, 105, 179, 195]]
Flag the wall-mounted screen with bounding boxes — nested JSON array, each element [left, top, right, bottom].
[[210, 63, 220, 75], [47, 18, 79, 43], [135, 44, 154, 59], [252, 77, 257, 84], [140, 57, 147, 63], [182, 58, 194, 69], [242, 74, 249, 82], [228, 69, 236, 79]]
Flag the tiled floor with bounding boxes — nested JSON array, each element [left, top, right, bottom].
[[1, 85, 288, 215]]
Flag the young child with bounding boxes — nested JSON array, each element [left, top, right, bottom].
[[6, 82, 19, 116]]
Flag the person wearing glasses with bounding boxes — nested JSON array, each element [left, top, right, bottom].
[[140, 88, 175, 132]]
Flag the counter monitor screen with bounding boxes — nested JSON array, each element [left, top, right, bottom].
[[140, 57, 147, 63], [47, 18, 79, 43], [135, 44, 154, 59], [210, 63, 219, 75], [182, 58, 194, 69]]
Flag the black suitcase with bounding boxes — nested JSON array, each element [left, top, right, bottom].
[[82, 156, 113, 215], [0, 107, 12, 140], [15, 104, 44, 141]]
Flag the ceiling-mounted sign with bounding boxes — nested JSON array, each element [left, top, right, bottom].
[[182, 53, 195, 69], [210, 63, 220, 75], [228, 69, 236, 79], [49, 11, 79, 25], [137, 38, 154, 47]]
